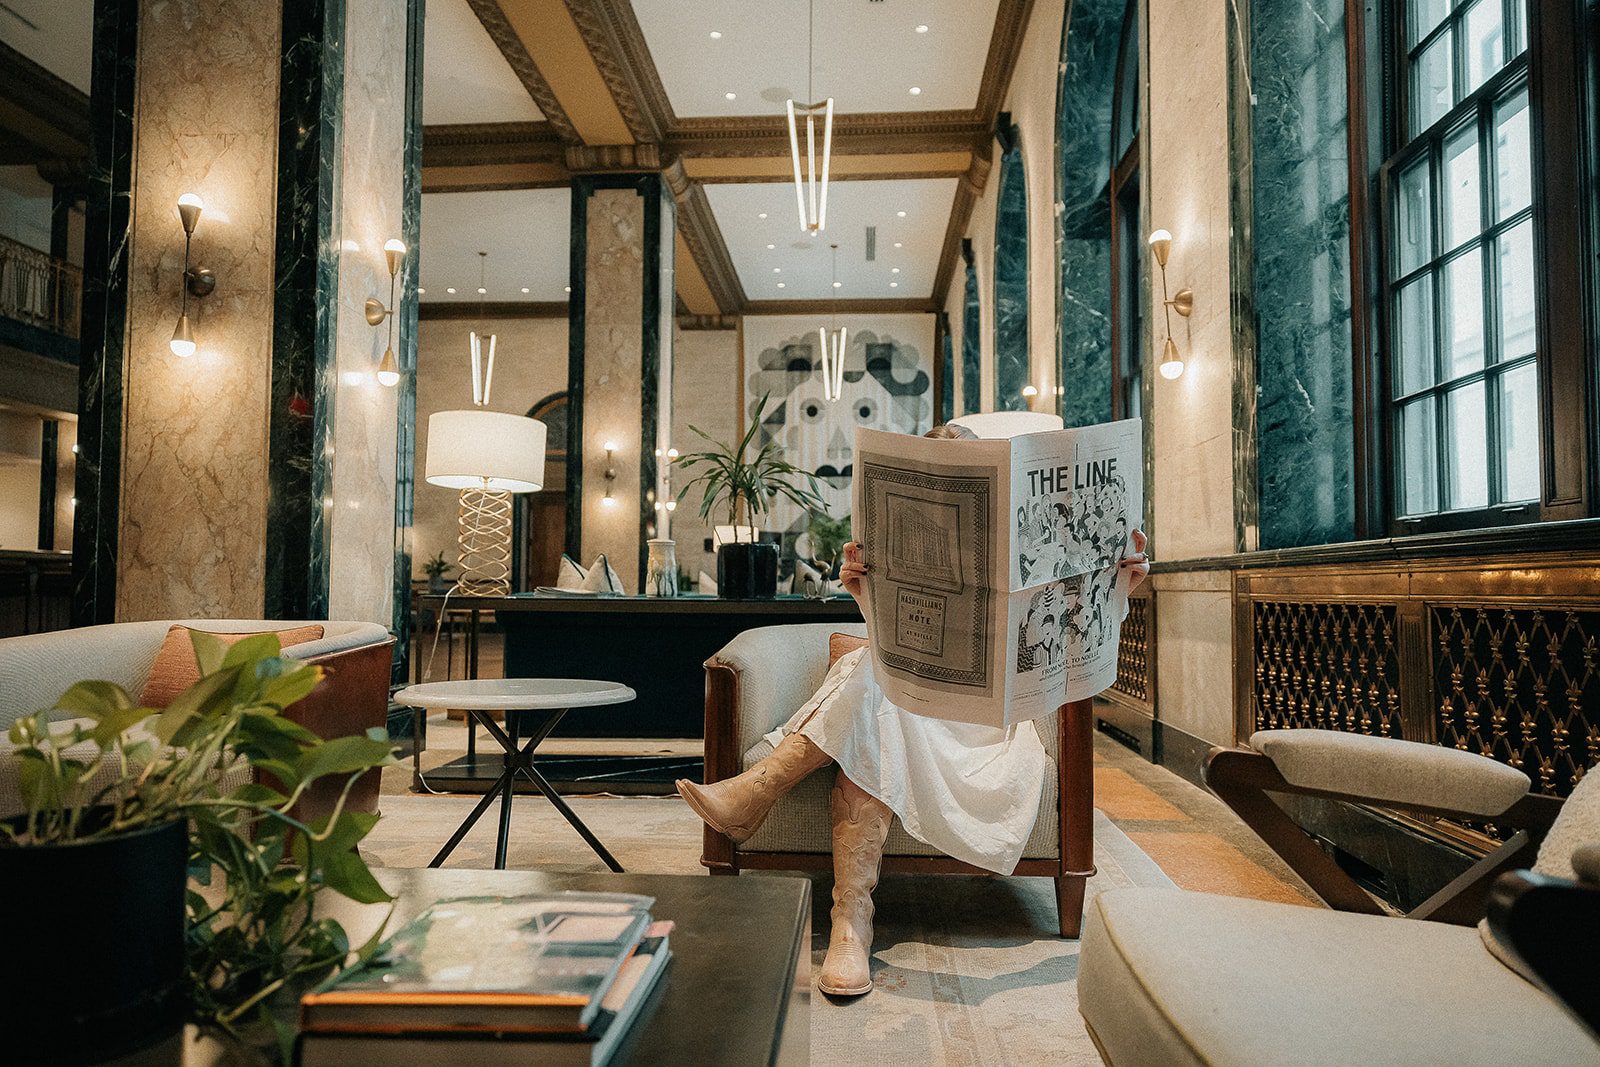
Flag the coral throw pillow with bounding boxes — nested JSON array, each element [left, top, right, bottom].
[[139, 624, 325, 708], [829, 632, 868, 667]]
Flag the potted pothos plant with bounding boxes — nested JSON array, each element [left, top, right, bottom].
[[0, 631, 395, 1064], [675, 393, 826, 598]]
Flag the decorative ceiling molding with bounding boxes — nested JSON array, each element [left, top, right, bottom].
[[422, 121, 564, 167], [676, 314, 740, 331], [562, 0, 675, 145], [564, 142, 662, 172], [743, 298, 940, 316], [419, 300, 568, 320], [973, 0, 1037, 124], [465, 0, 582, 143], [665, 160, 745, 315], [667, 110, 989, 157], [0, 41, 90, 165], [932, 153, 995, 305]]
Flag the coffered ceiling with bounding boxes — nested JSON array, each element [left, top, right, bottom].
[[421, 0, 1035, 316]]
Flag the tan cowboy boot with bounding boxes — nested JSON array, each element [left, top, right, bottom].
[[817, 782, 891, 997], [675, 733, 830, 843]]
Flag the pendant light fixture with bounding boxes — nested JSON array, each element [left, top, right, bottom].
[[469, 251, 497, 406], [786, 0, 833, 234], [818, 243, 846, 401]]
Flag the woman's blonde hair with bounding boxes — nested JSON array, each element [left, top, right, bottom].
[[924, 423, 977, 441]]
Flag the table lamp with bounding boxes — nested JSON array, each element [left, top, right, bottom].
[[425, 409, 546, 596], [949, 411, 1065, 439]]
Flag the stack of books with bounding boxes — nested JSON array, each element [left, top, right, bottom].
[[296, 892, 671, 1066]]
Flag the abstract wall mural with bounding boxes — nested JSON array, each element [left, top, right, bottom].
[[743, 318, 933, 560]]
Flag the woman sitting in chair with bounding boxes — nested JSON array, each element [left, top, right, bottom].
[[678, 424, 1150, 998]]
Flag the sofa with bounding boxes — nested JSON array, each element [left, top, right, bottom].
[[698, 622, 1097, 937], [0, 619, 395, 819]]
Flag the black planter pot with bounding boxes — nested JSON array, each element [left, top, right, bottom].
[[717, 542, 779, 599], [0, 815, 188, 1063]]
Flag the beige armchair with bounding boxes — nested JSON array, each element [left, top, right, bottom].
[[0, 619, 395, 820], [697, 622, 1097, 937], [1078, 730, 1600, 1064]]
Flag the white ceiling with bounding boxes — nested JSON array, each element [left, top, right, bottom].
[[0, 0, 93, 92], [630, 0, 1000, 117], [707, 178, 957, 300], [419, 188, 570, 301], [423, 0, 544, 125]]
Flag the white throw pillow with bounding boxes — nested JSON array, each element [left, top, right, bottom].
[[557, 554, 589, 590], [580, 554, 624, 594]]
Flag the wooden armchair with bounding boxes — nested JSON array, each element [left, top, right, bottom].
[[698, 622, 1097, 938], [1205, 729, 1564, 923]]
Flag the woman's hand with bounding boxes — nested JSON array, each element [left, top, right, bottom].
[[839, 541, 868, 603], [1119, 529, 1150, 592]]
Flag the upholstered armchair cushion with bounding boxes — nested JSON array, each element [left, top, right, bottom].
[[1249, 728, 1532, 817], [1079, 887, 1600, 1066], [710, 622, 866, 758]]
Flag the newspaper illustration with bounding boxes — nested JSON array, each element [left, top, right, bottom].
[[854, 419, 1142, 728]]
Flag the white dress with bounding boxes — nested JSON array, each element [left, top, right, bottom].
[[763, 647, 1047, 875]]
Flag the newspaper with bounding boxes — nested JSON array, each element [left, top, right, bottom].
[[853, 419, 1143, 728]]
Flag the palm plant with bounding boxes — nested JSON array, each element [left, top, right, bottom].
[[674, 393, 827, 539]]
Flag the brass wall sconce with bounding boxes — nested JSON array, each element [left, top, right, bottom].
[[1147, 229, 1193, 380], [170, 193, 215, 358], [601, 441, 619, 508], [363, 239, 407, 387]]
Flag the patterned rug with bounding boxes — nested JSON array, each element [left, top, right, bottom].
[[363, 793, 1171, 1064]]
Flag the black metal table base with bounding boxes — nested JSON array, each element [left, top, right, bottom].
[[420, 708, 624, 872]]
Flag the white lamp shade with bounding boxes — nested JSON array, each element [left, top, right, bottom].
[[949, 411, 1066, 439], [425, 410, 546, 493]]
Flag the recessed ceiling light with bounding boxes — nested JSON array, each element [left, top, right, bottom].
[[446, 287, 456, 294], [773, 267, 782, 273], [894, 242, 903, 248], [477, 287, 487, 294], [724, 92, 736, 100], [916, 24, 929, 33], [909, 86, 922, 96], [832, 281, 842, 288], [564, 285, 571, 293], [891, 267, 901, 274], [521, 287, 530, 293], [890, 281, 899, 288], [418, 287, 426, 294], [709, 30, 722, 39], [766, 243, 775, 249], [758, 212, 767, 219], [897, 211, 907, 218], [777, 282, 786, 288]]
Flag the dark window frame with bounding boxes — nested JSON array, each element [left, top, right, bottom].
[[1109, 0, 1144, 423], [1358, 0, 1597, 536]]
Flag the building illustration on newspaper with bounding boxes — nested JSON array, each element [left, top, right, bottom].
[[854, 419, 1143, 728]]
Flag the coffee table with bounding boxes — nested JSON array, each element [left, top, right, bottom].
[[395, 678, 636, 871]]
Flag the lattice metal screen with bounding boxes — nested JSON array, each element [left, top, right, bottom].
[[1253, 601, 1403, 736], [1112, 595, 1151, 704], [1433, 606, 1600, 797]]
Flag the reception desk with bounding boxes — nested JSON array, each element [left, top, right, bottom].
[[417, 594, 863, 739]]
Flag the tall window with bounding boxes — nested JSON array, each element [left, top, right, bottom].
[[1383, 0, 1538, 524], [1109, 1, 1143, 420]]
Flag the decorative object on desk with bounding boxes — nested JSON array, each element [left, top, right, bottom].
[[676, 393, 825, 601], [425, 408, 547, 597], [421, 550, 453, 594], [790, 557, 827, 597], [803, 510, 852, 578], [645, 539, 678, 597], [0, 631, 395, 1062], [555, 553, 624, 594]]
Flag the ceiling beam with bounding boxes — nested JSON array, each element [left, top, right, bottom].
[[464, 0, 581, 142], [0, 41, 90, 165], [477, 0, 634, 145], [562, 0, 675, 144], [665, 160, 746, 316], [975, 0, 1038, 123], [742, 298, 940, 316], [419, 300, 567, 319], [931, 153, 994, 311]]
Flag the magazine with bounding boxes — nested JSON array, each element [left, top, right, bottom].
[[853, 419, 1143, 728]]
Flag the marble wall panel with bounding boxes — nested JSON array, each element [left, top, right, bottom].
[[117, 0, 282, 620], [992, 142, 1030, 412], [579, 187, 646, 593], [1250, 0, 1357, 548], [1010, 0, 1066, 407], [1151, 580, 1236, 745], [670, 325, 739, 583], [960, 248, 981, 415], [327, 0, 407, 624]]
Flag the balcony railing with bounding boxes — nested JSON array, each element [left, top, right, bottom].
[[0, 233, 81, 339]]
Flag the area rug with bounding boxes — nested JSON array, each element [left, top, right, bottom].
[[363, 793, 1170, 1064]]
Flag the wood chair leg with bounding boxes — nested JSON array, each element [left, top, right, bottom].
[[1055, 873, 1088, 938]]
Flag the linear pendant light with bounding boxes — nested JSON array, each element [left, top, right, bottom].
[[468, 251, 497, 406], [787, 0, 832, 234], [819, 243, 845, 401]]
